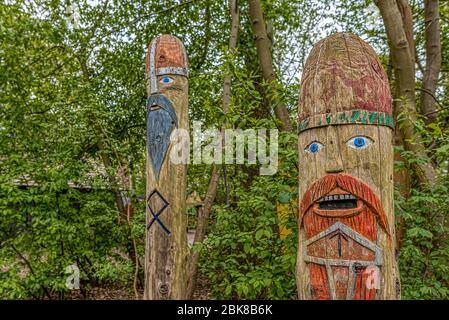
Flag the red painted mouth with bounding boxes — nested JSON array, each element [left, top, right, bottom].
[[313, 187, 364, 218], [300, 174, 389, 233]]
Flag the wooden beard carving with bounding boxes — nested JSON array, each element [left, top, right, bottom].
[[144, 35, 189, 300], [296, 33, 400, 300]]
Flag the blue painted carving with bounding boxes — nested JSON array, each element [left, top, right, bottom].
[[146, 94, 178, 179], [147, 189, 171, 235]]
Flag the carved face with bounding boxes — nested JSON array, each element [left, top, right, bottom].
[[297, 32, 398, 300], [299, 124, 392, 214], [298, 124, 393, 300], [145, 35, 188, 179], [298, 123, 393, 300]]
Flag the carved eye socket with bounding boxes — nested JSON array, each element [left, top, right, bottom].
[[347, 136, 373, 149], [160, 76, 174, 84], [305, 141, 324, 154]]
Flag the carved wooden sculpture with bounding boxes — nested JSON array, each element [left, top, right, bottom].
[[144, 35, 189, 299], [296, 33, 400, 300]]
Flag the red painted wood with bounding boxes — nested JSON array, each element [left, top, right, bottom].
[[309, 264, 330, 300], [145, 35, 187, 72], [333, 266, 349, 299], [297, 33, 397, 300], [298, 33, 392, 124], [301, 174, 387, 300], [300, 174, 388, 233], [353, 269, 377, 300]]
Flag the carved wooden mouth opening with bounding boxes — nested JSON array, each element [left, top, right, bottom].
[[150, 105, 161, 111], [318, 194, 357, 210], [312, 192, 364, 218]]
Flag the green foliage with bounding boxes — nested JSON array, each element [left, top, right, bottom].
[[395, 117, 449, 300], [1, 0, 449, 300], [0, 186, 134, 299], [199, 132, 298, 299], [0, 1, 148, 298], [396, 182, 449, 299]]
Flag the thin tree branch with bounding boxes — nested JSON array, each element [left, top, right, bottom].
[[248, 0, 293, 132], [186, 0, 239, 299], [10, 244, 52, 300], [98, 0, 203, 43], [420, 0, 442, 124], [223, 165, 230, 206], [375, 0, 436, 186], [416, 87, 444, 110], [195, 0, 212, 69]]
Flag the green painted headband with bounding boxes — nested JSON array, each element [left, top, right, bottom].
[[298, 110, 395, 133]]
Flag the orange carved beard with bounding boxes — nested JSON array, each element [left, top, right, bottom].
[[300, 174, 388, 300]]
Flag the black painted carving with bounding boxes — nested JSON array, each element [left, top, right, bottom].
[[147, 94, 178, 180], [147, 189, 171, 235], [330, 230, 348, 258]]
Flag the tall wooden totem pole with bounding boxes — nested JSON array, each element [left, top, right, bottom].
[[144, 35, 189, 299], [296, 33, 400, 300]]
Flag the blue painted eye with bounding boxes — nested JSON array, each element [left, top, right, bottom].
[[347, 136, 373, 149], [305, 141, 324, 154], [160, 76, 174, 84]]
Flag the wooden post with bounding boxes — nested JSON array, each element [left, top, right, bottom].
[[296, 33, 400, 300], [144, 35, 189, 300]]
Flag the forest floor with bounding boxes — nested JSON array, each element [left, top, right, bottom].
[[64, 271, 212, 300]]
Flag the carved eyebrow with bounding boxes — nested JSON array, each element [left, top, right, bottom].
[[343, 132, 374, 141]]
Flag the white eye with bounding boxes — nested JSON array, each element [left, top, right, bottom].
[[305, 141, 324, 154], [160, 76, 174, 84], [347, 136, 373, 149]]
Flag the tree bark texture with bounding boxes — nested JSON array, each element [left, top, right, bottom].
[[396, 0, 416, 64], [248, 0, 293, 132], [392, 0, 414, 249], [186, 165, 220, 298], [421, 0, 442, 124], [375, 0, 436, 186]]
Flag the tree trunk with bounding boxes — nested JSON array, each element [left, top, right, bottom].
[[222, 0, 239, 114], [375, 0, 436, 186], [393, 0, 414, 250], [186, 165, 220, 298], [248, 0, 293, 132], [186, 0, 239, 298], [396, 0, 415, 64], [421, 0, 442, 124]]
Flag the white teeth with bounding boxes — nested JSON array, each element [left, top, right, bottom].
[[318, 194, 356, 202]]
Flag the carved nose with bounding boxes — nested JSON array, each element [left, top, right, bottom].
[[325, 127, 344, 173], [326, 157, 344, 173]]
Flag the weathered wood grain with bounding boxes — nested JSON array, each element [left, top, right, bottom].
[[297, 33, 400, 300], [144, 35, 189, 300]]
